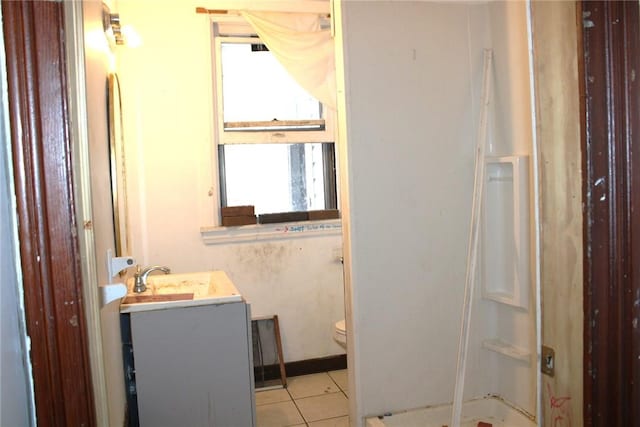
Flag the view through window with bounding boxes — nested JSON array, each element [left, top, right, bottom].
[[215, 37, 337, 217]]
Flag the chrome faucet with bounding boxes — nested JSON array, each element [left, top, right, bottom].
[[133, 265, 171, 293]]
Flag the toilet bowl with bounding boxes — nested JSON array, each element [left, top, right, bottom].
[[334, 319, 347, 348]]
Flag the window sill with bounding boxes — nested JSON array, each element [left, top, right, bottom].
[[200, 219, 342, 245]]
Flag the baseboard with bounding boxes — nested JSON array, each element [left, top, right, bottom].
[[254, 354, 347, 383]]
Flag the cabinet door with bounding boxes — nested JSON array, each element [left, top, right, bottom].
[[131, 302, 255, 427]]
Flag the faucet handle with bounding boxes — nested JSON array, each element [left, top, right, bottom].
[[133, 265, 146, 293]]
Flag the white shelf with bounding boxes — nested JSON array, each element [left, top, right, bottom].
[[482, 338, 531, 364], [482, 155, 530, 309]]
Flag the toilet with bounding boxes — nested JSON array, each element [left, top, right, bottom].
[[333, 319, 347, 348]]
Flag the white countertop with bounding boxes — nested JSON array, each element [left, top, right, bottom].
[[120, 270, 243, 313]]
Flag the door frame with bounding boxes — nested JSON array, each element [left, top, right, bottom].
[[2, 2, 97, 425], [63, 1, 111, 424], [7, 1, 640, 425], [581, 1, 640, 425]]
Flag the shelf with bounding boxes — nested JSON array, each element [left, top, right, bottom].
[[482, 338, 531, 364], [482, 155, 530, 309]]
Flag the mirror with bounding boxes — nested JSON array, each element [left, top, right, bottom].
[[252, 315, 287, 390], [106, 72, 129, 257]]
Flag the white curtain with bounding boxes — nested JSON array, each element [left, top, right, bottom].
[[240, 11, 337, 110]]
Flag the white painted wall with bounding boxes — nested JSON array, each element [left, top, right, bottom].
[[0, 22, 33, 423], [336, 1, 535, 423], [116, 0, 345, 362], [81, 1, 127, 424], [340, 2, 475, 417]]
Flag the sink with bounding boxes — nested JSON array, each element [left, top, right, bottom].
[[120, 271, 242, 313]]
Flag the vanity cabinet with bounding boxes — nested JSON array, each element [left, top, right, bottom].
[[121, 301, 256, 427]]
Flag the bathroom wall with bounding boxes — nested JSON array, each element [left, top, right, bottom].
[[336, 1, 535, 423], [116, 0, 345, 362], [339, 1, 476, 417], [81, 1, 127, 424], [0, 16, 33, 423]]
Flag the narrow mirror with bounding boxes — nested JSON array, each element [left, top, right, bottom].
[[106, 72, 128, 256]]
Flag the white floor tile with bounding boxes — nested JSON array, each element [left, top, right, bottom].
[[256, 388, 292, 406], [308, 415, 350, 427], [287, 373, 341, 399], [256, 400, 305, 427], [327, 370, 348, 394], [295, 392, 349, 423]]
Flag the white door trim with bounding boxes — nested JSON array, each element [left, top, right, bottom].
[[63, 2, 109, 425]]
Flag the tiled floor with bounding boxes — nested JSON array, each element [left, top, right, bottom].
[[256, 370, 349, 427]]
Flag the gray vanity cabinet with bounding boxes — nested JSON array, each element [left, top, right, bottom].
[[129, 301, 256, 427]]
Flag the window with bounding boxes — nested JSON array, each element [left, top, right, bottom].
[[213, 33, 337, 221]]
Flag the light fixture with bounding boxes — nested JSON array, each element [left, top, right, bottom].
[[102, 4, 125, 46]]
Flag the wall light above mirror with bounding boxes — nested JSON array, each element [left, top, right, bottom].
[[102, 4, 142, 48]]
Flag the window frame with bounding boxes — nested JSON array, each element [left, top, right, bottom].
[[213, 35, 335, 145], [217, 142, 337, 211], [211, 29, 338, 223]]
